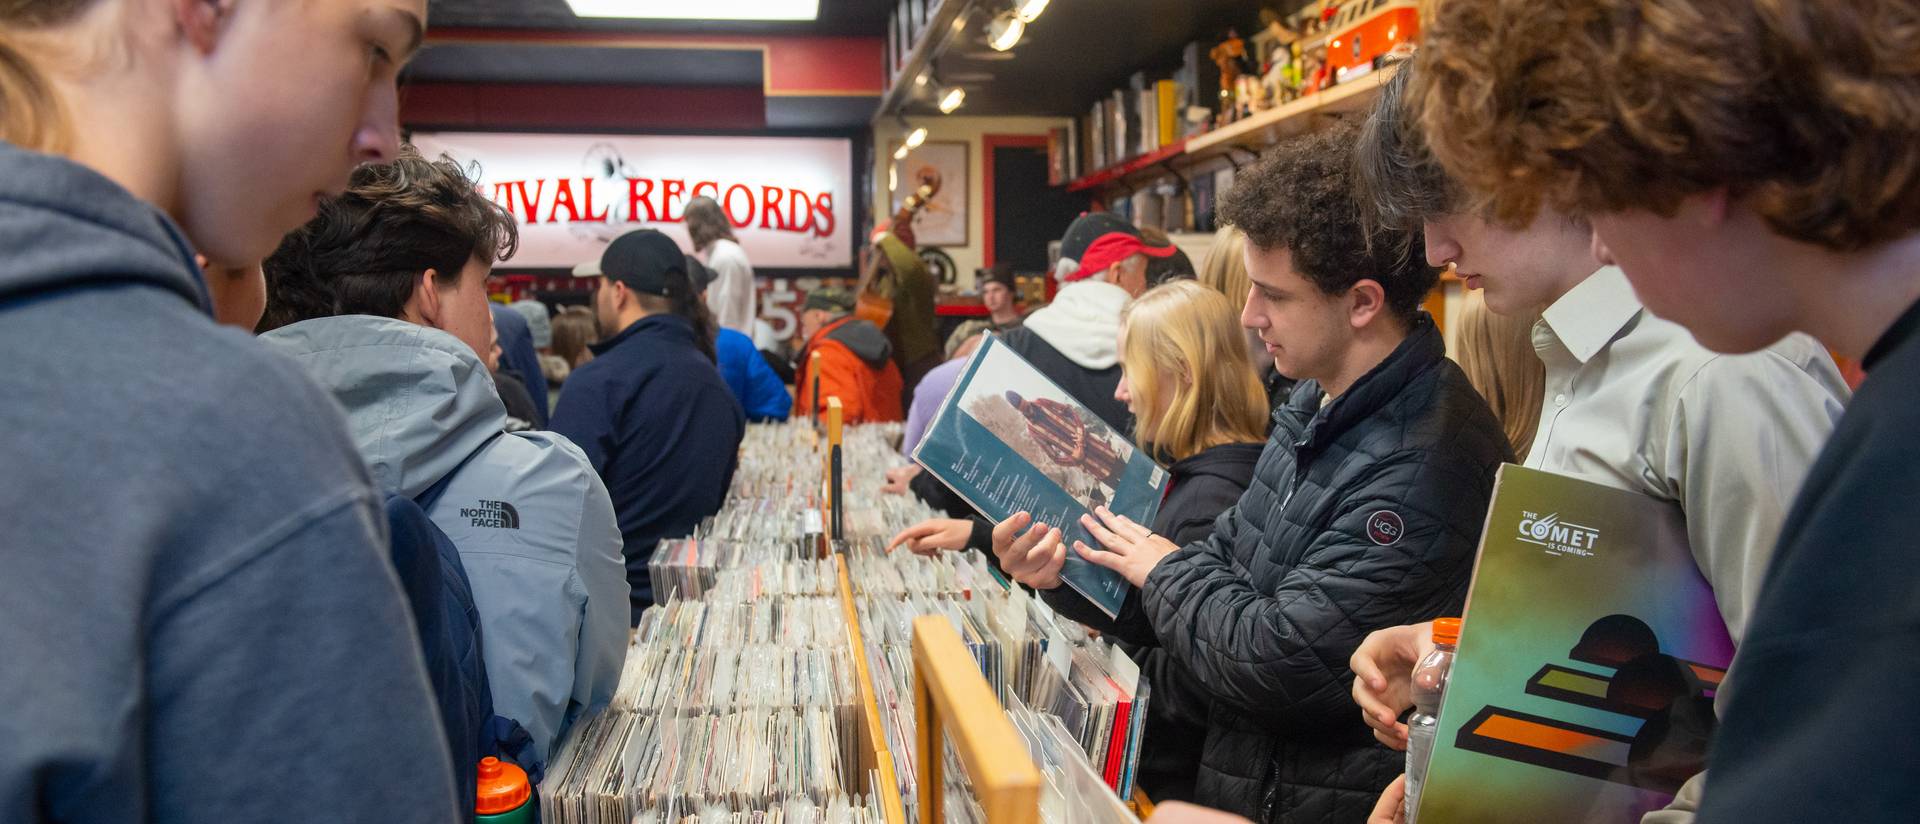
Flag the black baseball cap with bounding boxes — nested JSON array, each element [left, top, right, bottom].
[[684, 254, 719, 293], [594, 229, 685, 296], [1058, 212, 1171, 266]]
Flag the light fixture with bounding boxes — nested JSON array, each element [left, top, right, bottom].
[[888, 164, 899, 193], [986, 12, 1025, 51], [905, 127, 929, 148], [566, 0, 818, 20], [893, 144, 911, 161], [1014, 0, 1049, 23], [937, 87, 967, 114]]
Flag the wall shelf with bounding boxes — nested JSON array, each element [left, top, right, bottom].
[[1066, 139, 1189, 193], [1067, 63, 1401, 198]]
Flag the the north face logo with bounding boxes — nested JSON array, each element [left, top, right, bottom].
[[1365, 510, 1404, 546], [460, 500, 520, 529]]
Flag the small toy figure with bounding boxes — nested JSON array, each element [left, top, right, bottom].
[[1210, 28, 1259, 124]]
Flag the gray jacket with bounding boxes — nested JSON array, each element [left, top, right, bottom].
[[260, 315, 629, 762], [0, 144, 458, 821]]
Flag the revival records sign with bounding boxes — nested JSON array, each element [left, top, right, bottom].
[[410, 131, 855, 270]]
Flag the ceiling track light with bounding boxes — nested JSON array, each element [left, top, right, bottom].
[[1014, 0, 1049, 23], [905, 126, 929, 148], [937, 86, 967, 114], [986, 11, 1025, 52]]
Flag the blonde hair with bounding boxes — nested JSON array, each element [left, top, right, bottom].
[[1196, 225, 1250, 314], [1453, 291, 1544, 461], [1120, 280, 1270, 462], [0, 1, 97, 153]]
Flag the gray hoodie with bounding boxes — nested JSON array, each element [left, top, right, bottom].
[[0, 145, 459, 821], [260, 315, 628, 763]]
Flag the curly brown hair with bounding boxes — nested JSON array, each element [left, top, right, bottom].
[[1413, 0, 1920, 251], [1217, 120, 1441, 320], [259, 146, 519, 332]]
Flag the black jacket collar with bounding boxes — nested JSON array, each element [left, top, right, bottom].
[[1167, 441, 1265, 482], [1275, 313, 1446, 460]]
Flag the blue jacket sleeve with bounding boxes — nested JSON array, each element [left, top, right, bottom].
[[743, 341, 792, 422]]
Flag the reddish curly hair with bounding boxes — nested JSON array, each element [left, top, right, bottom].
[[1412, 0, 1920, 251]]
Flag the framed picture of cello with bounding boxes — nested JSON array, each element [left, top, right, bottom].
[[889, 140, 969, 247]]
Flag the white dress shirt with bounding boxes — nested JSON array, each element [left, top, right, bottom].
[[1526, 266, 1850, 643]]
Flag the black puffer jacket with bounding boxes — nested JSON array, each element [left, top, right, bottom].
[[1137, 316, 1511, 822]]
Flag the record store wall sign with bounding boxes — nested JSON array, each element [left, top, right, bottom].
[[410, 131, 855, 270]]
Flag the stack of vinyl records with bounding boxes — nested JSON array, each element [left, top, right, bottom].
[[542, 419, 1147, 823]]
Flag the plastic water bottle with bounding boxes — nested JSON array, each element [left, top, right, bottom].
[[476, 756, 533, 824], [1404, 617, 1461, 823]]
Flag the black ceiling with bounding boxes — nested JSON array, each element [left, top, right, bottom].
[[425, 0, 897, 35], [414, 0, 1301, 122], [899, 0, 1299, 118], [405, 42, 766, 86]]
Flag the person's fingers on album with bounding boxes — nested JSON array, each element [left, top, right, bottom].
[[993, 512, 1038, 558], [1078, 511, 1127, 553], [1016, 527, 1063, 582]]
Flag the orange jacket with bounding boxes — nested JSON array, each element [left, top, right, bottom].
[[794, 316, 904, 424]]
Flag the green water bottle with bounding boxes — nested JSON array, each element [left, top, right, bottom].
[[475, 757, 533, 824]]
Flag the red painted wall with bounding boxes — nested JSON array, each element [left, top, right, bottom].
[[401, 82, 767, 131]]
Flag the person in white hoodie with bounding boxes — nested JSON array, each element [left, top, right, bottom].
[[888, 211, 1171, 552], [257, 148, 629, 765]]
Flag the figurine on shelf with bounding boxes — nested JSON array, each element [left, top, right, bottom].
[[1260, 6, 1303, 49], [1210, 29, 1257, 125]]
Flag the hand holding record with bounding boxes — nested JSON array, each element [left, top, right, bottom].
[[1075, 506, 1179, 588]]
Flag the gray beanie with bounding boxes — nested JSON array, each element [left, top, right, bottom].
[[509, 299, 552, 348]]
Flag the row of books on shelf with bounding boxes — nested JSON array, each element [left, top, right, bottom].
[[1050, 43, 1218, 186]]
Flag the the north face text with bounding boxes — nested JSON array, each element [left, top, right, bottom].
[[461, 500, 521, 529]]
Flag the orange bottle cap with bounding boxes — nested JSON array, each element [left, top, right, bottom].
[[1432, 617, 1462, 646], [475, 756, 530, 815]]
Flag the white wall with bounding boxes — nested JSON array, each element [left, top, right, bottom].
[[872, 115, 1072, 290]]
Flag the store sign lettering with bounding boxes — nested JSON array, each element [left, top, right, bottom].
[[411, 132, 854, 270], [484, 177, 837, 239]]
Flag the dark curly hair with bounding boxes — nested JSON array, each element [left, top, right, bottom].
[[257, 146, 519, 333], [1217, 120, 1440, 321]]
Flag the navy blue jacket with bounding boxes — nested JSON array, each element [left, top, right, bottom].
[[717, 327, 791, 422], [550, 315, 744, 623], [1697, 298, 1920, 824], [492, 305, 549, 428]]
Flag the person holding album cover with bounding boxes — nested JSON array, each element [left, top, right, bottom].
[[1344, 63, 1848, 824], [888, 211, 1165, 553], [1014, 279, 1272, 805], [1399, 1, 1920, 820], [993, 123, 1512, 823]]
